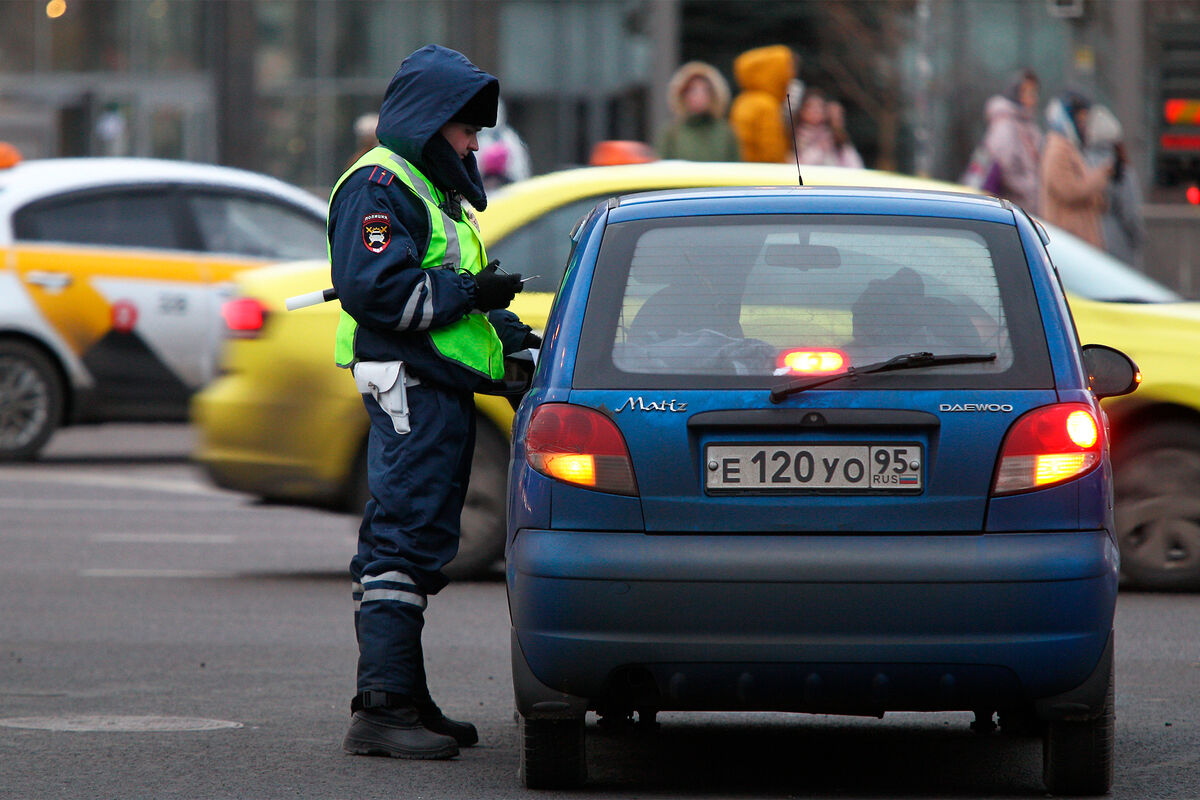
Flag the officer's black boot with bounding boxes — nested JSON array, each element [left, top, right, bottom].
[[416, 700, 479, 747], [411, 645, 478, 747], [343, 700, 459, 760]]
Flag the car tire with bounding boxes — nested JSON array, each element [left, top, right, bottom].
[[1113, 423, 1200, 590], [0, 339, 64, 461], [345, 414, 508, 581], [519, 716, 587, 790], [1042, 671, 1114, 796]]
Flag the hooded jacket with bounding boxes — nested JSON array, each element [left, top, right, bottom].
[[982, 94, 1042, 212], [729, 45, 795, 163], [328, 45, 530, 392], [654, 61, 740, 162]]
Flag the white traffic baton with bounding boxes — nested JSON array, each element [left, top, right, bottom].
[[285, 288, 338, 311]]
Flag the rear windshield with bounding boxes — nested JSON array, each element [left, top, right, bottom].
[[574, 214, 1053, 390]]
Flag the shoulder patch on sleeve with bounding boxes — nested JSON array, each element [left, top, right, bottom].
[[362, 213, 392, 254], [367, 166, 396, 186]]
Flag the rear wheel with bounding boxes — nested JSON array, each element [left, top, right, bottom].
[[1113, 423, 1200, 590], [0, 340, 64, 461], [1042, 671, 1114, 796], [519, 716, 587, 790], [346, 414, 508, 581]]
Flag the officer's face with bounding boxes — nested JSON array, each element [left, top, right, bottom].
[[440, 122, 482, 159]]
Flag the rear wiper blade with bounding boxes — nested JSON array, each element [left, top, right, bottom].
[[768, 351, 998, 404]]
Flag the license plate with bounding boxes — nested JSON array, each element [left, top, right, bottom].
[[705, 443, 924, 492]]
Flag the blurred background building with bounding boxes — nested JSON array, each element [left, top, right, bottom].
[[2, 0, 1199, 288]]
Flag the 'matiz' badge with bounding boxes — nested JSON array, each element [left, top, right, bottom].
[[362, 213, 391, 254]]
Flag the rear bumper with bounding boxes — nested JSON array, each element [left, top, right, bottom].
[[507, 530, 1118, 713]]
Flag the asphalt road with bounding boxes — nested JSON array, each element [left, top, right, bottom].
[[0, 423, 1197, 800]]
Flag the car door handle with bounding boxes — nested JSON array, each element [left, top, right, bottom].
[[25, 271, 73, 290]]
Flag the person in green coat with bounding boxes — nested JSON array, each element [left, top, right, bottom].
[[655, 61, 741, 162]]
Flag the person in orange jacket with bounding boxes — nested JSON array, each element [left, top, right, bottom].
[[729, 45, 796, 163]]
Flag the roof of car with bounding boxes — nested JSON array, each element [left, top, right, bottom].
[[614, 183, 999, 206], [0, 157, 326, 219], [604, 183, 1014, 225]]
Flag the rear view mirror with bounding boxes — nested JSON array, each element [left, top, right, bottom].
[[764, 244, 841, 269], [1082, 343, 1141, 399]]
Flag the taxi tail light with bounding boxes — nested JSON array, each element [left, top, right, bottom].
[[525, 403, 638, 496], [991, 403, 1102, 495], [221, 297, 268, 338]]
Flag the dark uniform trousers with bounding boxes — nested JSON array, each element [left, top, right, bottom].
[[351, 380, 476, 701]]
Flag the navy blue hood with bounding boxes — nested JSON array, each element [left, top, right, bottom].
[[377, 45, 499, 210]]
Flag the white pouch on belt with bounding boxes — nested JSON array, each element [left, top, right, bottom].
[[352, 361, 421, 434]]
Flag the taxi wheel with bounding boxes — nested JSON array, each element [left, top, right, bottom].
[[345, 414, 507, 581], [1113, 423, 1200, 590], [0, 340, 64, 461], [446, 417, 508, 581]]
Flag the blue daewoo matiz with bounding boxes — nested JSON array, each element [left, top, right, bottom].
[[505, 186, 1140, 794]]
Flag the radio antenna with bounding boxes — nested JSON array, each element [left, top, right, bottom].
[[786, 93, 804, 186]]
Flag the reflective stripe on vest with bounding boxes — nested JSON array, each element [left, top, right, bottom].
[[330, 147, 503, 380]]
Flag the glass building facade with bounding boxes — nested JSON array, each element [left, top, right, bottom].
[[0, 0, 1191, 204], [0, 0, 669, 193]]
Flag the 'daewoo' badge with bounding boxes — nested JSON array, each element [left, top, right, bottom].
[[362, 213, 391, 254]]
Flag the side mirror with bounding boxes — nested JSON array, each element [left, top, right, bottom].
[[1081, 343, 1141, 399]]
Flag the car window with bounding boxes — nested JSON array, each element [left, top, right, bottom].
[[188, 193, 327, 259], [1045, 226, 1182, 303], [14, 188, 183, 249], [576, 214, 1053, 390], [487, 196, 603, 293]]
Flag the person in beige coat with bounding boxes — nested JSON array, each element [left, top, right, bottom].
[[1038, 90, 1112, 249]]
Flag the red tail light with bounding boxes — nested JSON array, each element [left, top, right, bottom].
[[525, 403, 638, 496], [221, 297, 267, 338], [992, 403, 1102, 495], [777, 348, 847, 375]]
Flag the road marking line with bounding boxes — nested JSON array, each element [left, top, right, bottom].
[[0, 501, 239, 513], [0, 468, 232, 496], [90, 533, 238, 544], [79, 569, 235, 579]]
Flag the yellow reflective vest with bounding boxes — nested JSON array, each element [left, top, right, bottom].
[[331, 146, 504, 381]]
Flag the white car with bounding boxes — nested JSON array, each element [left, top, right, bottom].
[[0, 157, 328, 459]]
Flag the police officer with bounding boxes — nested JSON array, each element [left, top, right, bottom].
[[329, 45, 537, 760]]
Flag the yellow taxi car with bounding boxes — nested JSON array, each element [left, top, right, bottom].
[[0, 156, 328, 459], [193, 161, 1200, 589]]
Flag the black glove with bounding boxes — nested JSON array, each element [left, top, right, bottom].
[[522, 331, 542, 349], [471, 261, 523, 311]]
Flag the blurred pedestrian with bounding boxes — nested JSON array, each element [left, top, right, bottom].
[[347, 112, 379, 167], [977, 70, 1044, 212], [729, 44, 795, 163], [477, 98, 532, 190], [329, 44, 538, 761], [655, 61, 740, 162], [1085, 104, 1145, 266], [792, 87, 863, 168], [1040, 89, 1112, 249]]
